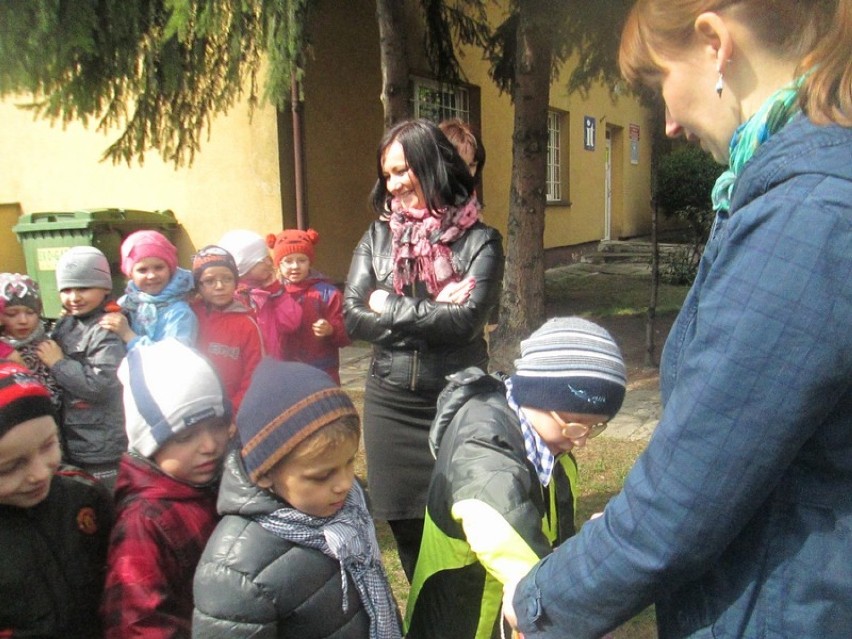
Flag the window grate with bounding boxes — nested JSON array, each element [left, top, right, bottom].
[[413, 78, 470, 123], [547, 110, 562, 202]]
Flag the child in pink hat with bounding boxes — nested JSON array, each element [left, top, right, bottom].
[[100, 230, 198, 350]]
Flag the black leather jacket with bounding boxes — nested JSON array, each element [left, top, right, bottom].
[[344, 217, 504, 393]]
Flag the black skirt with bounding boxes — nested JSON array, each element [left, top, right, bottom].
[[362, 374, 441, 520]]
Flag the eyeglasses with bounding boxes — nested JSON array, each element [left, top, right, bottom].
[[198, 275, 235, 288], [550, 411, 608, 440]]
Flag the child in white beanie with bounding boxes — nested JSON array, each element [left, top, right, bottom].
[[405, 317, 627, 639], [101, 338, 231, 639], [218, 229, 302, 360], [37, 246, 126, 490]]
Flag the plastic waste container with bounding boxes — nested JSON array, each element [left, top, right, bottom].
[[13, 208, 178, 318]]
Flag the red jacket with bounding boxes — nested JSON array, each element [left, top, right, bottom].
[[101, 453, 219, 639], [282, 276, 351, 384], [192, 299, 264, 414]]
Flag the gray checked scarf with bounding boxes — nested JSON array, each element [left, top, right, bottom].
[[254, 481, 402, 639]]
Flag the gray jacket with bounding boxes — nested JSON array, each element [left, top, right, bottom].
[[51, 309, 126, 465], [192, 451, 371, 638]]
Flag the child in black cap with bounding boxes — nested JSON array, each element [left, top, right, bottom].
[[193, 359, 401, 639]]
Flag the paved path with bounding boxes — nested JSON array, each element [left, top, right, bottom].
[[339, 343, 660, 442]]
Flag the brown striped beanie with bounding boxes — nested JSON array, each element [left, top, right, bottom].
[[237, 359, 358, 482]]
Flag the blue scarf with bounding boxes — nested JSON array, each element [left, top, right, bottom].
[[119, 268, 194, 338], [711, 83, 801, 213]]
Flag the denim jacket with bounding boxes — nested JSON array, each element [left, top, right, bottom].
[[514, 115, 852, 638]]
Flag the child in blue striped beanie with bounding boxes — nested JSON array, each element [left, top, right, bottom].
[[406, 316, 627, 639]]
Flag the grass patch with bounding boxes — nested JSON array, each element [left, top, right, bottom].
[[546, 268, 688, 318]]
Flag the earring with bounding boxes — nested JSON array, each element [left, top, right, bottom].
[[715, 72, 724, 98]]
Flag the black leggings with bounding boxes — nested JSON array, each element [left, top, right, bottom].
[[388, 517, 425, 583]]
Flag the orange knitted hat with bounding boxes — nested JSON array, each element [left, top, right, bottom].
[[267, 228, 320, 267]]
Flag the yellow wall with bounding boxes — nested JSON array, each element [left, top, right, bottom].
[[284, 0, 385, 280], [0, 95, 283, 265], [0, 203, 26, 272], [422, 8, 654, 250]]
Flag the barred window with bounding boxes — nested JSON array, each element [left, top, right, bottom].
[[547, 110, 563, 202], [412, 77, 470, 123]]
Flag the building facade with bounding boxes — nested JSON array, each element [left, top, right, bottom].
[[0, 0, 655, 281]]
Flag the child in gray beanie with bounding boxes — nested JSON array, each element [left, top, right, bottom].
[[406, 316, 626, 639], [36, 246, 126, 489]]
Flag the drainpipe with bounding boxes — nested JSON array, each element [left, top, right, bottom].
[[291, 74, 307, 230]]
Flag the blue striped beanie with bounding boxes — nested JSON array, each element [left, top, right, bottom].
[[510, 317, 627, 418], [237, 360, 359, 483], [119, 339, 231, 457]]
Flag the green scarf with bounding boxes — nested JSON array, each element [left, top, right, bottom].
[[711, 83, 801, 213]]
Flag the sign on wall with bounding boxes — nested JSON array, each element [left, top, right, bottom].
[[584, 116, 596, 151], [629, 123, 640, 165]]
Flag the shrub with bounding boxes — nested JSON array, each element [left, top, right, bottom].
[[656, 146, 724, 284]]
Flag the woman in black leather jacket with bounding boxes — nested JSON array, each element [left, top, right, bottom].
[[344, 119, 503, 582]]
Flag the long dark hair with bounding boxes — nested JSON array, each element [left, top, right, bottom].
[[369, 119, 477, 215]]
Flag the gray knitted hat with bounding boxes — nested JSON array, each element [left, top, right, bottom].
[[55, 246, 113, 291], [510, 317, 627, 418]]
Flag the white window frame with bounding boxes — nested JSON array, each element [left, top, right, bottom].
[[547, 110, 563, 202], [412, 77, 470, 123]]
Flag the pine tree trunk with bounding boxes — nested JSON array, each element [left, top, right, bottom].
[[376, 0, 412, 128], [489, 0, 553, 373]]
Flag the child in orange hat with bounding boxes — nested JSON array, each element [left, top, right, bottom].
[[268, 229, 350, 384]]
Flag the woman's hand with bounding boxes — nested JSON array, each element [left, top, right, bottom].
[[436, 276, 475, 304], [99, 311, 136, 343], [35, 339, 64, 367], [368, 289, 390, 314], [502, 580, 521, 636]]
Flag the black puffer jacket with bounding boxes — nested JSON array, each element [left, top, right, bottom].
[[0, 466, 113, 639], [344, 217, 503, 393], [192, 451, 371, 638]]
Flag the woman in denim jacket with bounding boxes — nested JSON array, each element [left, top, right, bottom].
[[504, 1, 852, 638]]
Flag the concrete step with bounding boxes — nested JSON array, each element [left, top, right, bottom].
[[581, 251, 651, 264], [598, 240, 685, 254]]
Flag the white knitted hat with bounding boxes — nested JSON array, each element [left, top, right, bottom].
[[119, 339, 230, 457], [218, 230, 270, 277]]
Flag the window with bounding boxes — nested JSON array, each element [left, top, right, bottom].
[[547, 110, 567, 203], [412, 77, 470, 123]]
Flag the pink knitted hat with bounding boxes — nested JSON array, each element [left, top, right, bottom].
[[120, 230, 178, 276]]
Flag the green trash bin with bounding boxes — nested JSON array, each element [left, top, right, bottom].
[[12, 208, 179, 318]]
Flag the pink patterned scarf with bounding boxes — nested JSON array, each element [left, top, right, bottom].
[[388, 197, 481, 296]]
